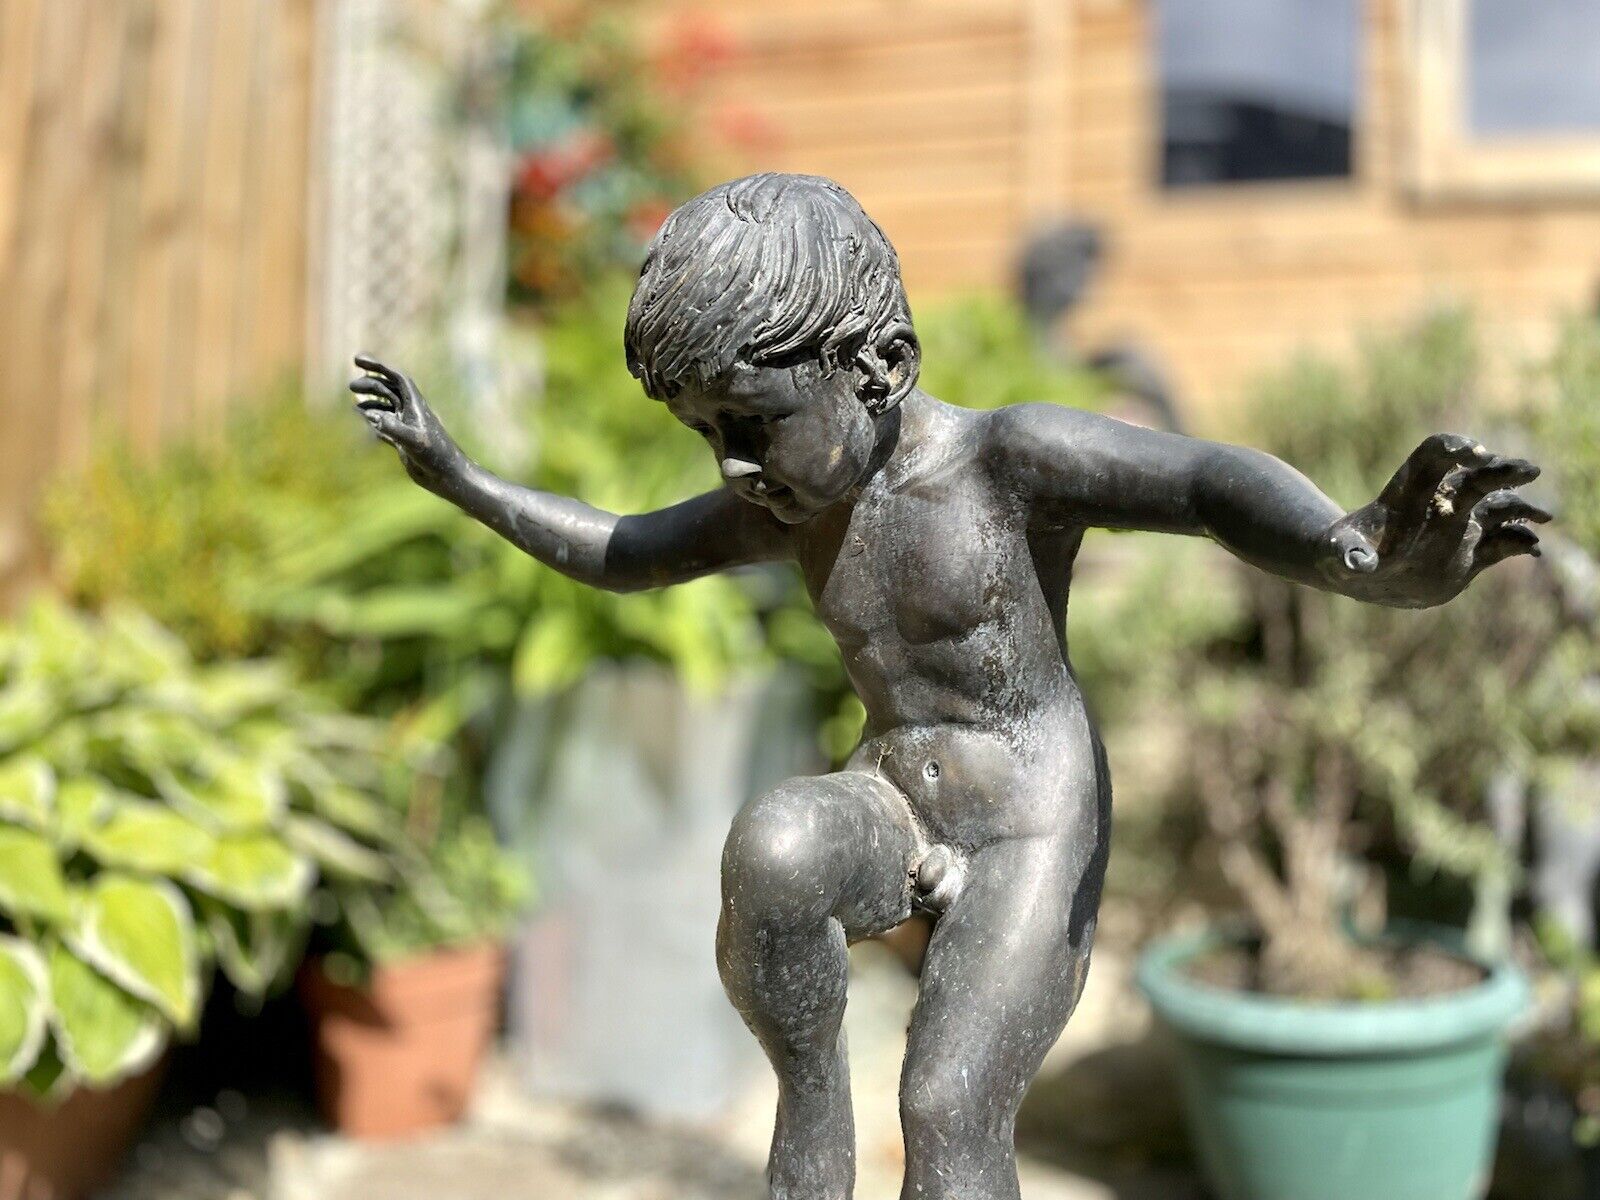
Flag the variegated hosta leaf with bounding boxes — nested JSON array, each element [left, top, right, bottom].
[[161, 757, 286, 831], [0, 936, 49, 1082], [0, 755, 54, 829], [79, 800, 215, 875], [196, 896, 305, 996], [184, 833, 313, 911], [69, 875, 199, 1030], [100, 607, 188, 683], [283, 757, 397, 844], [18, 600, 97, 680], [0, 681, 55, 756], [283, 813, 391, 883], [143, 660, 290, 726], [47, 942, 165, 1087], [52, 777, 116, 851], [0, 824, 71, 924], [89, 709, 211, 777]]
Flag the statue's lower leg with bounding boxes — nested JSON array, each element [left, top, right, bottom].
[[716, 772, 918, 1199]]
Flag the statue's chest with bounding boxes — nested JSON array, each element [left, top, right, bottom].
[[804, 483, 1016, 649]]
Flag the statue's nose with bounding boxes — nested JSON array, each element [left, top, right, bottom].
[[721, 458, 762, 482]]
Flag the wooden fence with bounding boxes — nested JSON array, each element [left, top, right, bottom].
[[0, 0, 316, 587]]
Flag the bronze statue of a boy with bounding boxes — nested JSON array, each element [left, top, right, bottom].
[[352, 173, 1545, 1200]]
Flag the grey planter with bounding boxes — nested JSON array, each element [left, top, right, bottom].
[[488, 664, 821, 1118]]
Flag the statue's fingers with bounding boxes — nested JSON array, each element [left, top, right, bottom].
[[1456, 457, 1541, 506], [350, 376, 399, 409], [1473, 489, 1552, 528], [1379, 433, 1491, 515], [1407, 433, 1492, 483], [1476, 522, 1541, 567], [353, 353, 400, 382], [361, 406, 402, 447]]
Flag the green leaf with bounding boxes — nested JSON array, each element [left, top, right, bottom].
[[184, 833, 313, 910], [100, 606, 188, 682], [277, 583, 494, 640], [0, 681, 55, 755], [299, 779, 397, 844], [283, 813, 391, 882], [258, 483, 448, 587], [146, 660, 291, 724], [90, 708, 212, 775], [196, 897, 305, 996], [69, 875, 199, 1029], [0, 824, 71, 924], [52, 777, 115, 850], [0, 937, 48, 1082], [47, 942, 165, 1086], [0, 756, 53, 829], [160, 758, 285, 831], [79, 800, 216, 875], [513, 610, 589, 695], [22, 1034, 68, 1101]]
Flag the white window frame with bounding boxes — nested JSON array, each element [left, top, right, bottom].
[[1404, 0, 1600, 200]]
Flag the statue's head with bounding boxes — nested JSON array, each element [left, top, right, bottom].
[[625, 173, 920, 523]]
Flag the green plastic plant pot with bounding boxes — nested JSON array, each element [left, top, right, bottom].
[[1137, 927, 1529, 1200]]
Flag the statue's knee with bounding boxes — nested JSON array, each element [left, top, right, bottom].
[[900, 1062, 1008, 1151], [722, 783, 832, 925]]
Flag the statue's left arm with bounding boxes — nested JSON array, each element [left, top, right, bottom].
[[988, 403, 1548, 609]]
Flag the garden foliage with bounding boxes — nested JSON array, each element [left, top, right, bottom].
[[0, 599, 437, 1096]]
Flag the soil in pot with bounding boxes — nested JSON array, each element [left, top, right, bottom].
[[1187, 937, 1487, 999], [298, 942, 505, 1140], [0, 1060, 166, 1200]]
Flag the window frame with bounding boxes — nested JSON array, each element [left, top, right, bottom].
[[1403, 0, 1600, 200]]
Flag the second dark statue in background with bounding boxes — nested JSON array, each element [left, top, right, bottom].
[[351, 173, 1546, 1200]]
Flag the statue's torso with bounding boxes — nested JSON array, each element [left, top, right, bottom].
[[793, 401, 1103, 847]]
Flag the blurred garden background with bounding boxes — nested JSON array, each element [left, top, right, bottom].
[[2, 1, 1600, 1197]]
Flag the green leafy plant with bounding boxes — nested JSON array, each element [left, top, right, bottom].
[[500, 3, 705, 305], [43, 399, 392, 660], [1162, 311, 1565, 998], [313, 815, 529, 985], [0, 598, 429, 1096]]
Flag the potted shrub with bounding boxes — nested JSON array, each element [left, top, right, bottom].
[[297, 815, 527, 1139], [0, 599, 417, 1200], [1136, 316, 1551, 1200]]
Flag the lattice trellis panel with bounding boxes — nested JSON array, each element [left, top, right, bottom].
[[307, 0, 459, 398]]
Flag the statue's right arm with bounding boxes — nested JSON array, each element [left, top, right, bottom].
[[350, 356, 789, 593]]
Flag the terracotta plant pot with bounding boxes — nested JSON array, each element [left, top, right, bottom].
[[298, 942, 505, 1140], [0, 1059, 166, 1200]]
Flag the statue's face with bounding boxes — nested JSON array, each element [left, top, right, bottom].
[[665, 358, 879, 524]]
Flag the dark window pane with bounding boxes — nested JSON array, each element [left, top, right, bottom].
[[1156, 0, 1358, 187], [1469, 0, 1600, 136]]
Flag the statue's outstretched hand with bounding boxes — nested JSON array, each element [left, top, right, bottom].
[[1322, 433, 1550, 608], [350, 355, 465, 485]]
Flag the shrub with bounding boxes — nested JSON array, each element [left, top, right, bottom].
[[0, 598, 434, 1096]]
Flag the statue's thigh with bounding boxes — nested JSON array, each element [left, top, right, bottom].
[[903, 832, 1107, 1108], [721, 769, 921, 940]]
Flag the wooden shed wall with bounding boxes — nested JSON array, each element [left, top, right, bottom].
[[0, 0, 316, 585], [662, 0, 1600, 420]]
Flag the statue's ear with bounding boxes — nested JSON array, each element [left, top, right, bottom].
[[854, 323, 920, 415]]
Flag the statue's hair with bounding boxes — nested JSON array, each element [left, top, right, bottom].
[[625, 173, 914, 400]]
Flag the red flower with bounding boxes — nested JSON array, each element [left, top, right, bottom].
[[713, 105, 780, 154], [625, 198, 674, 242], [514, 129, 616, 201], [653, 13, 738, 94]]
